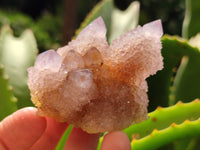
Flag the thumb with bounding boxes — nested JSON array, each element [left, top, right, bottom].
[[0, 107, 46, 150]]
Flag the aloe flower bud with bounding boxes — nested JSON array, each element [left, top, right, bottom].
[[27, 17, 163, 133]]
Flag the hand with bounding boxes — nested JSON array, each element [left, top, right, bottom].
[[0, 107, 131, 150]]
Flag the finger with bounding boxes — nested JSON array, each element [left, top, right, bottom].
[[64, 127, 100, 150], [30, 117, 68, 150], [0, 107, 46, 150], [100, 131, 131, 150]]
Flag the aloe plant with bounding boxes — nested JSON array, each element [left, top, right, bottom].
[[0, 0, 200, 149], [0, 65, 17, 120], [0, 26, 38, 108]]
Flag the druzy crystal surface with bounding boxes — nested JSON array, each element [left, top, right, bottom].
[[27, 17, 163, 133]]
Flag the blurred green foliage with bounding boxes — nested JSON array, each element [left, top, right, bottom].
[[148, 35, 200, 111], [114, 0, 185, 35], [0, 0, 200, 149], [0, 65, 17, 120], [0, 26, 37, 108], [0, 10, 62, 51], [0, 0, 186, 52], [182, 0, 200, 38], [0, 10, 33, 36]]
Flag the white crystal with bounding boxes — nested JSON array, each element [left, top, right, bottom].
[[68, 69, 93, 89], [34, 50, 62, 72]]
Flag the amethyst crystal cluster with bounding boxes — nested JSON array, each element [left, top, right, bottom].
[[27, 17, 163, 133]]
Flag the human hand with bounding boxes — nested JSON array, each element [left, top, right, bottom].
[[0, 107, 131, 150]]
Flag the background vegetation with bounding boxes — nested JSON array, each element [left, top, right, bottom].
[[0, 0, 200, 149]]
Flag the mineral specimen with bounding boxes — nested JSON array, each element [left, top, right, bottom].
[[27, 17, 163, 133]]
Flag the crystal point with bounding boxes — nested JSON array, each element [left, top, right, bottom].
[[83, 47, 103, 67]]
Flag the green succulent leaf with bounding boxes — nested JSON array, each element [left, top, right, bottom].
[[109, 1, 139, 42], [189, 33, 200, 49], [75, 0, 140, 42], [169, 34, 200, 150], [173, 136, 200, 150], [147, 35, 200, 111], [0, 26, 38, 108], [123, 99, 200, 140], [182, 0, 200, 38], [131, 119, 200, 150], [172, 55, 200, 103], [0, 65, 17, 121]]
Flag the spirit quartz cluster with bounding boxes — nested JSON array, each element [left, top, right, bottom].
[[27, 17, 163, 133]]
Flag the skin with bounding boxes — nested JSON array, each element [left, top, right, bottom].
[[0, 107, 131, 150]]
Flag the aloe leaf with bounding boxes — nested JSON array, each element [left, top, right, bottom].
[[55, 125, 73, 150], [147, 35, 200, 110], [173, 137, 194, 150], [171, 55, 200, 103], [169, 36, 200, 104], [185, 136, 200, 150], [75, 0, 139, 42], [109, 1, 139, 42], [182, 0, 200, 38], [172, 136, 200, 150], [0, 26, 38, 108], [123, 99, 200, 140], [169, 35, 200, 150], [171, 34, 200, 102], [131, 119, 200, 150], [0, 65, 17, 120], [189, 33, 200, 49]]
